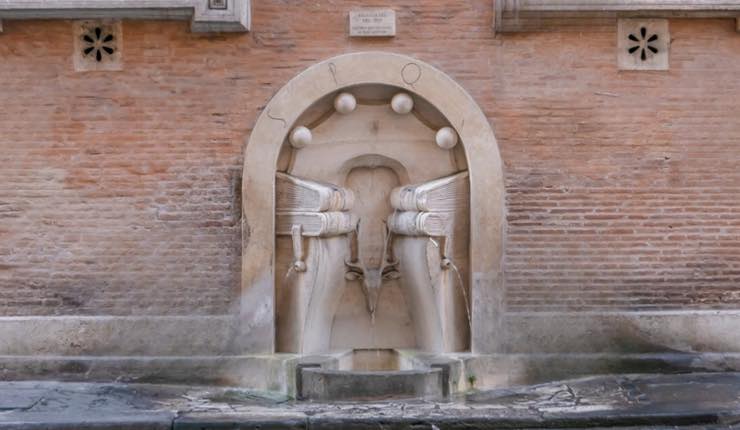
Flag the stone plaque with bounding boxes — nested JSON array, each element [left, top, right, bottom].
[[349, 9, 396, 37], [209, 0, 227, 10]]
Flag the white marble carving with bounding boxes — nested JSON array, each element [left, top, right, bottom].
[[435, 127, 458, 149], [276, 172, 354, 213], [390, 171, 469, 213], [344, 221, 400, 315], [389, 171, 470, 352], [289, 126, 312, 148], [244, 53, 505, 357], [275, 212, 356, 237], [391, 92, 414, 114], [334, 92, 357, 114], [275, 172, 357, 353], [275, 94, 471, 354]]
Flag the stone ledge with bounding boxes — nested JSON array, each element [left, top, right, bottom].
[[0, 355, 296, 390], [495, 0, 740, 32], [0, 415, 175, 430], [503, 311, 740, 354], [463, 352, 740, 388], [1, 352, 739, 391], [1, 373, 740, 430], [0, 0, 250, 33], [0, 316, 246, 356], [0, 311, 738, 357]]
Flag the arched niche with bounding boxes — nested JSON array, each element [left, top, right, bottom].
[[241, 52, 505, 355]]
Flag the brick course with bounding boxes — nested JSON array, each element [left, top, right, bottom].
[[0, 2, 738, 315]]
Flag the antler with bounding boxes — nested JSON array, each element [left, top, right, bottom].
[[344, 219, 400, 314], [345, 219, 364, 280], [380, 221, 400, 279]]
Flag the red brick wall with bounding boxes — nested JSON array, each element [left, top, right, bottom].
[[501, 19, 740, 311], [0, 2, 738, 316]]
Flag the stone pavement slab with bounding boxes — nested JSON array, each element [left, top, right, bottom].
[[0, 373, 737, 429], [175, 412, 307, 430], [0, 387, 46, 410], [0, 381, 177, 430]]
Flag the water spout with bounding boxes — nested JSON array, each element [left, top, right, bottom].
[[284, 264, 296, 281], [345, 220, 399, 317], [445, 258, 472, 333], [429, 238, 472, 333]]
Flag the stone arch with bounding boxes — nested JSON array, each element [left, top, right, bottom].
[[242, 52, 505, 354]]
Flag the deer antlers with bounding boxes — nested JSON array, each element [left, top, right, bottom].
[[345, 220, 400, 315]]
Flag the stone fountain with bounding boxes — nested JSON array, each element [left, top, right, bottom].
[[272, 87, 471, 400], [241, 52, 506, 400]]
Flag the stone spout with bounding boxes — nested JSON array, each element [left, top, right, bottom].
[[344, 222, 400, 315], [345, 259, 400, 315]]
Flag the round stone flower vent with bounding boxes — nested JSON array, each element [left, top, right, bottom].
[[617, 19, 669, 71], [82, 26, 116, 62], [627, 27, 659, 62], [73, 20, 122, 72]]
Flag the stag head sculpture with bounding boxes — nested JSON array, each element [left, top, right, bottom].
[[345, 220, 400, 316]]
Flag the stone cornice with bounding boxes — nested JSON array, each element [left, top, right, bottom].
[[495, 0, 740, 32], [0, 0, 250, 33]]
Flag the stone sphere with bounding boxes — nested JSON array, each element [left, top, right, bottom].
[[391, 92, 414, 114], [435, 127, 458, 149], [333, 92, 357, 114], [289, 126, 312, 148]]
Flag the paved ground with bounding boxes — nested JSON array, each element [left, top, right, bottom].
[[0, 373, 739, 429]]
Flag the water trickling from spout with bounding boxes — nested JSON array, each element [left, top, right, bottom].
[[368, 267, 383, 350], [370, 308, 377, 351], [283, 262, 314, 355], [447, 259, 473, 333], [284, 265, 296, 281], [428, 237, 472, 335]]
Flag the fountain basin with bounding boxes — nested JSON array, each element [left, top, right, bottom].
[[296, 349, 456, 401], [338, 348, 411, 371]]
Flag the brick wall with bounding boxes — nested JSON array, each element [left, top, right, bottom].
[[0, 1, 738, 316], [500, 20, 740, 311]]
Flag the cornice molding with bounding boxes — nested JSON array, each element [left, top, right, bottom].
[[0, 0, 250, 33], [495, 0, 740, 32]]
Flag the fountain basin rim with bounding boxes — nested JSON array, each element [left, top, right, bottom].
[[302, 367, 441, 376]]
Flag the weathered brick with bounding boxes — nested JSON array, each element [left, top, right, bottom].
[[0, 4, 738, 316]]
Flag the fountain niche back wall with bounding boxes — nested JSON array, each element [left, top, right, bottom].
[[274, 84, 471, 354]]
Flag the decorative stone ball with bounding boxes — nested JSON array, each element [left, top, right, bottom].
[[333, 92, 357, 114], [391, 92, 414, 114], [289, 126, 312, 149], [435, 127, 458, 149]]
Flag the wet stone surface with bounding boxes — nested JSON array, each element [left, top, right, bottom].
[[0, 373, 738, 429], [0, 387, 47, 410]]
